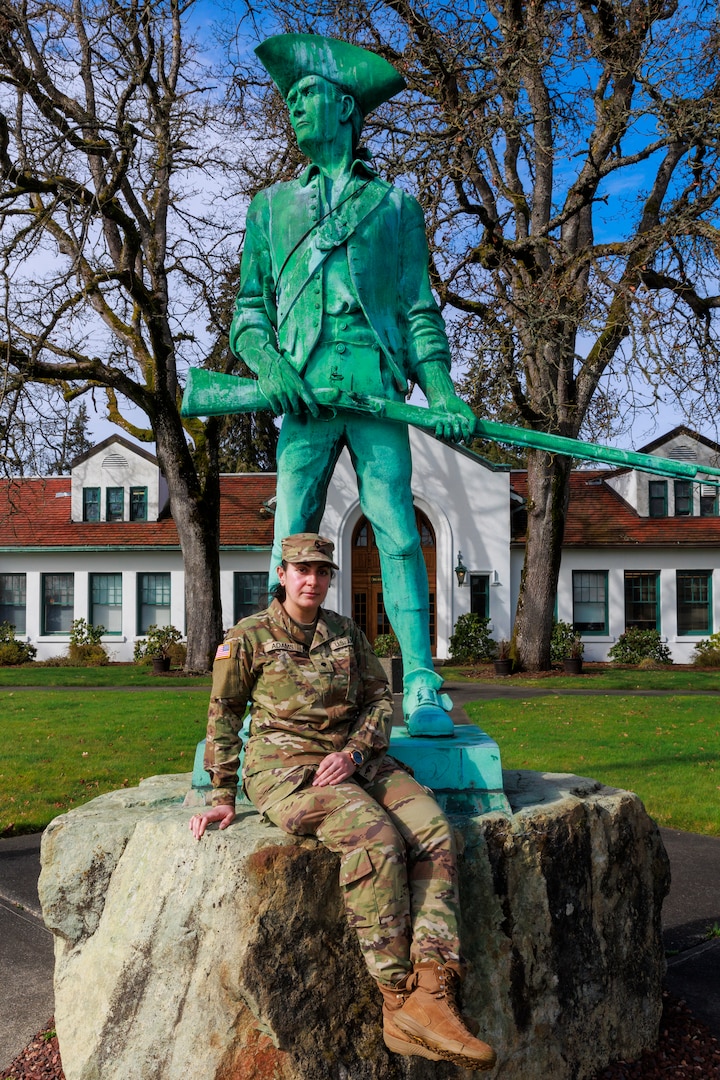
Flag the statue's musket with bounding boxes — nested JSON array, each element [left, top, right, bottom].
[[181, 368, 720, 486]]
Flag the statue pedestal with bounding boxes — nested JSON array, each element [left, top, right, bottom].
[[190, 724, 510, 816], [39, 769, 671, 1080]]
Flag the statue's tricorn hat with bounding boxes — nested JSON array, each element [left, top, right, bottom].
[[255, 33, 406, 117]]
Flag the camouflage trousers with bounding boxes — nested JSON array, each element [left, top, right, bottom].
[[256, 757, 461, 986]]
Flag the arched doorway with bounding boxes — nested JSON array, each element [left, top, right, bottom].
[[351, 510, 437, 653]]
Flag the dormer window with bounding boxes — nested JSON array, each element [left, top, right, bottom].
[[130, 487, 148, 522], [106, 487, 124, 522], [674, 480, 692, 517], [83, 487, 101, 522], [648, 480, 667, 518]]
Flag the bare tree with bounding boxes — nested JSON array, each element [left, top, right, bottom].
[[0, 0, 277, 669], [230, 0, 720, 668]]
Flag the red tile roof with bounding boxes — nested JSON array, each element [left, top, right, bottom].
[[0, 475, 276, 549], [511, 470, 720, 546]]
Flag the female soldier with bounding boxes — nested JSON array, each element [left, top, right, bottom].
[[189, 532, 496, 1072]]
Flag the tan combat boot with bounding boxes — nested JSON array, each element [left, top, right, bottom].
[[392, 960, 497, 1072], [377, 970, 483, 1062], [377, 974, 442, 1060]]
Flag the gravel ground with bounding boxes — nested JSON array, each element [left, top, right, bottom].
[[1, 993, 718, 1079]]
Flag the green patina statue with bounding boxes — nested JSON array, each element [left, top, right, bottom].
[[229, 33, 475, 737]]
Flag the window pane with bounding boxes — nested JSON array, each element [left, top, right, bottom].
[[648, 481, 667, 518], [106, 487, 124, 522], [233, 572, 267, 621], [137, 573, 171, 633], [624, 571, 659, 631], [43, 573, 74, 634], [130, 487, 148, 522], [573, 571, 607, 632], [353, 592, 368, 636], [677, 571, 711, 635], [674, 481, 692, 517], [470, 575, 490, 619], [0, 573, 27, 634], [90, 573, 122, 634], [83, 488, 100, 522]]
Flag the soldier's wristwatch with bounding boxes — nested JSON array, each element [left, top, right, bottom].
[[347, 749, 364, 767]]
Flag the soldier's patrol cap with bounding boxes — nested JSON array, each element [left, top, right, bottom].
[[281, 532, 339, 569], [255, 34, 406, 118]]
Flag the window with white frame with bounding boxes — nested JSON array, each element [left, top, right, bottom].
[[469, 574, 490, 619], [624, 571, 660, 631], [0, 573, 26, 633], [137, 573, 171, 634], [90, 573, 122, 634], [42, 573, 74, 634], [234, 572, 267, 622], [572, 570, 608, 633], [676, 571, 712, 636]]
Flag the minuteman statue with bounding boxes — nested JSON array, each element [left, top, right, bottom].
[[230, 34, 476, 735]]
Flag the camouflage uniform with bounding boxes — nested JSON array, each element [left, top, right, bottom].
[[204, 597, 462, 985]]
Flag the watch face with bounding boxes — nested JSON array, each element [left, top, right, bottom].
[[351, 750, 363, 766]]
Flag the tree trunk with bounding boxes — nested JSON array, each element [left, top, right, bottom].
[[513, 449, 572, 670], [154, 411, 224, 673]]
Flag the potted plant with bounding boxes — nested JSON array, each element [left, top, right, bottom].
[[373, 631, 403, 692], [134, 624, 183, 673], [493, 640, 513, 676], [550, 620, 584, 674], [562, 635, 585, 675]]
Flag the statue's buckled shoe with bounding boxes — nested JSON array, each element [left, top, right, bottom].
[[402, 668, 454, 737]]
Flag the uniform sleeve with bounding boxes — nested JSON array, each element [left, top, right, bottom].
[[343, 623, 394, 776], [203, 635, 255, 807], [399, 195, 452, 377], [229, 189, 282, 373]]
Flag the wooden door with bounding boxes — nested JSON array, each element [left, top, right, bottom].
[[351, 511, 436, 653]]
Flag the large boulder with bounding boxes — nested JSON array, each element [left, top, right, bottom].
[[39, 770, 670, 1080]]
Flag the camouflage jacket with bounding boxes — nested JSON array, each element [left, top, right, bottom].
[[204, 599, 393, 810]]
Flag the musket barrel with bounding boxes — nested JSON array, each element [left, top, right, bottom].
[[179, 369, 720, 486]]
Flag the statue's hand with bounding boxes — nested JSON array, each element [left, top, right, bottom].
[[427, 393, 476, 443], [258, 352, 319, 418]]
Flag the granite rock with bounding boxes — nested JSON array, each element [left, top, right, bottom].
[[39, 770, 670, 1080]]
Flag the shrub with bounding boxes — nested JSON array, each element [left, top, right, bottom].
[[134, 624, 183, 663], [68, 619, 109, 666], [550, 620, 584, 662], [692, 632, 720, 667], [0, 621, 37, 665], [449, 614, 496, 663], [373, 631, 401, 658], [608, 628, 672, 665]]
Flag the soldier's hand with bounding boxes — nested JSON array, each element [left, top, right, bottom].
[[430, 396, 476, 443], [258, 352, 320, 418], [313, 752, 356, 787], [189, 805, 236, 839]]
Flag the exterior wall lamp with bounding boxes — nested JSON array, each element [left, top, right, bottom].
[[455, 551, 468, 587]]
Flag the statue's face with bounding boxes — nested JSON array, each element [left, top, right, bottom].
[[286, 75, 353, 158]]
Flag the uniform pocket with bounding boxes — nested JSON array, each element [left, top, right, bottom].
[[338, 847, 374, 888]]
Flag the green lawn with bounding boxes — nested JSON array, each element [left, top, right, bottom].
[[442, 663, 720, 692], [2, 665, 719, 838], [1, 689, 207, 835], [0, 665, 211, 688], [467, 695, 720, 836]]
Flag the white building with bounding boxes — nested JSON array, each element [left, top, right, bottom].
[[2, 427, 719, 664]]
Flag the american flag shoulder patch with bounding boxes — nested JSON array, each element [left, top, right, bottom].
[[215, 642, 232, 660]]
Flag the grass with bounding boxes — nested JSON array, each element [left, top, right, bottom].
[[467, 695, 720, 836], [442, 663, 720, 692], [0, 688, 208, 836], [0, 665, 211, 688], [2, 665, 720, 838]]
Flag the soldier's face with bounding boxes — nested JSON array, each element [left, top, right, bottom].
[[286, 76, 353, 157], [278, 560, 332, 621]]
